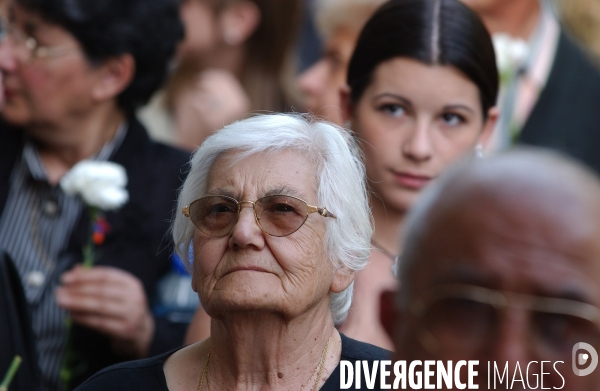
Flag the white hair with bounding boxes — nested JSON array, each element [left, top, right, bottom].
[[172, 113, 373, 325]]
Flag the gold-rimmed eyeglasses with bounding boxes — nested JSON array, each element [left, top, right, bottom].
[[182, 194, 336, 237], [411, 284, 600, 359]]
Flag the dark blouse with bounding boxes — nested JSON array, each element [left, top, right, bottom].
[[75, 333, 391, 391]]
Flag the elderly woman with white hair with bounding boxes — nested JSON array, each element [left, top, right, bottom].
[[74, 113, 389, 391]]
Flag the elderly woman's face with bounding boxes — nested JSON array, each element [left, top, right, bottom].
[[0, 5, 100, 129], [192, 149, 346, 319]]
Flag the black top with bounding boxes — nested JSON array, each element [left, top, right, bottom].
[[75, 333, 392, 391]]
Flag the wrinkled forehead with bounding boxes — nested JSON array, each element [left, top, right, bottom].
[[408, 190, 600, 304], [205, 149, 319, 200]]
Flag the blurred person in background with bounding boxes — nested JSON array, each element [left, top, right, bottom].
[[0, 0, 10, 109], [338, 0, 498, 349], [297, 0, 385, 125], [559, 0, 600, 59], [0, 0, 187, 389], [461, 0, 600, 173], [138, 0, 303, 151], [394, 148, 600, 390]]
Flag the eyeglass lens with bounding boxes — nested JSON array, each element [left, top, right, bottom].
[[188, 195, 310, 237], [420, 297, 600, 359]]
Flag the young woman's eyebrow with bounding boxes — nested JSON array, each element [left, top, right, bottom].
[[443, 104, 475, 114], [372, 93, 413, 108]]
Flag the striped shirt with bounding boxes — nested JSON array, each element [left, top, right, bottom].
[[0, 123, 126, 391]]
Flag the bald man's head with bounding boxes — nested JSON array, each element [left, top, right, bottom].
[[394, 148, 600, 390]]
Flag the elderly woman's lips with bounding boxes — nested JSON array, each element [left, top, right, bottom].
[[392, 171, 432, 189], [224, 266, 271, 276]]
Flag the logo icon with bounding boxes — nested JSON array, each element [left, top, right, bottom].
[[573, 342, 598, 376]]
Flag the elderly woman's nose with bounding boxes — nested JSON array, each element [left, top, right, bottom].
[[229, 206, 265, 250]]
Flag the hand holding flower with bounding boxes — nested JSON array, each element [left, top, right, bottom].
[[58, 160, 131, 389], [56, 265, 155, 358]]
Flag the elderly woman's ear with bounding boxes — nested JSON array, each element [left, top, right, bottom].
[[330, 266, 355, 293]]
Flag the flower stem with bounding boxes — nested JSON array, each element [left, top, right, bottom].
[[0, 355, 22, 391], [82, 207, 99, 269]]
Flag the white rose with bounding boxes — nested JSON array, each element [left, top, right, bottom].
[[60, 161, 129, 210], [492, 33, 529, 78]]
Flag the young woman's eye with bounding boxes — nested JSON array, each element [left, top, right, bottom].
[[441, 112, 465, 126], [380, 104, 406, 118]]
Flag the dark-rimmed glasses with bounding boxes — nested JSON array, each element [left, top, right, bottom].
[[182, 195, 336, 237], [411, 284, 600, 359]]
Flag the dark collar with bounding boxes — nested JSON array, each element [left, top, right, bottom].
[[0, 117, 147, 214]]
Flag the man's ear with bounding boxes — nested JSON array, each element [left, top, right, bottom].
[[91, 53, 135, 102], [219, 0, 261, 46], [479, 105, 499, 148], [339, 85, 354, 124]]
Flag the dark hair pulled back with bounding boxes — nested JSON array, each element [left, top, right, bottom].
[[347, 0, 498, 117]]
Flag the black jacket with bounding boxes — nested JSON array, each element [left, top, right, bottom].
[[0, 117, 190, 388], [519, 32, 600, 174]]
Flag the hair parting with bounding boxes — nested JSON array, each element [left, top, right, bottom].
[[347, 0, 498, 115], [430, 0, 442, 63]]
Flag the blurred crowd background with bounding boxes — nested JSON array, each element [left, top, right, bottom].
[[2, 0, 600, 390]]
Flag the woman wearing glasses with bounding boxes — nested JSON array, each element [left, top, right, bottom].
[[75, 113, 389, 390], [336, 0, 499, 349], [0, 0, 187, 389]]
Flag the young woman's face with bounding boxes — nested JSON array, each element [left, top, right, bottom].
[[349, 57, 496, 213]]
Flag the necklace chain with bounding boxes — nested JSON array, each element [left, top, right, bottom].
[[197, 348, 211, 391], [299, 336, 331, 391], [197, 337, 331, 391], [371, 238, 398, 261]]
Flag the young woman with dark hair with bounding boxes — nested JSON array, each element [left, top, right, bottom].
[[339, 0, 499, 349]]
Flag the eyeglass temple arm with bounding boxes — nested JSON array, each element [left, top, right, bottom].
[[307, 205, 336, 219], [182, 206, 190, 217]]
